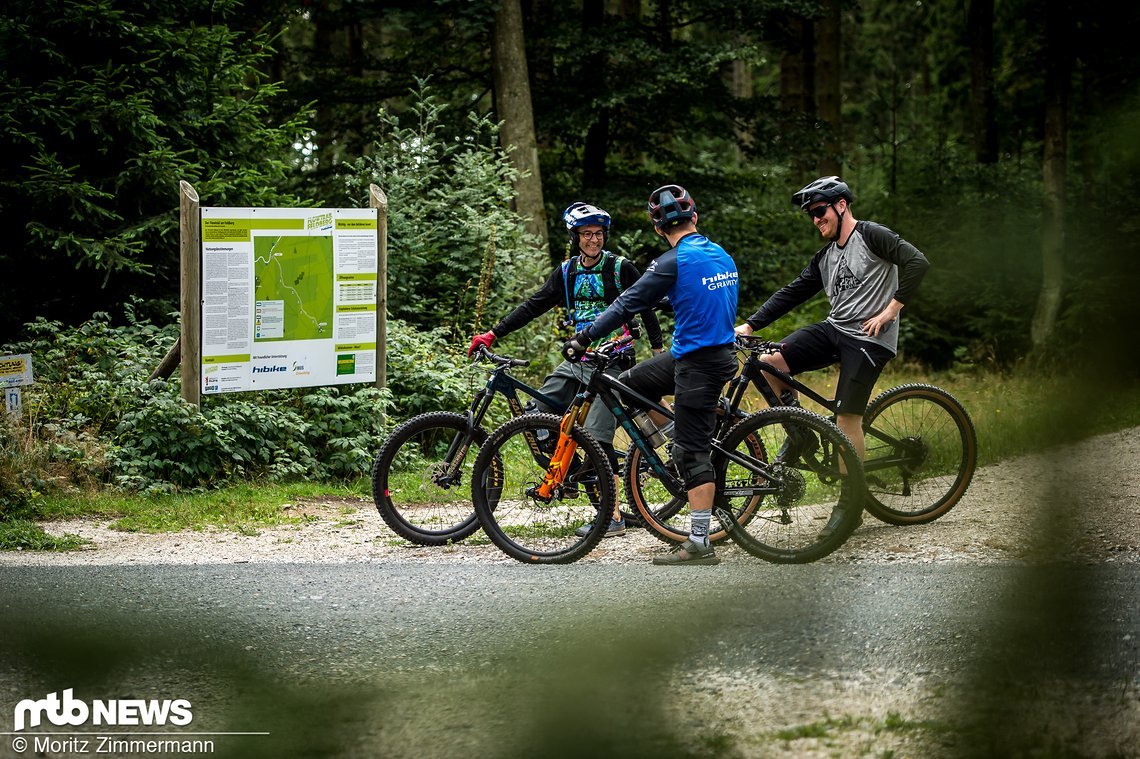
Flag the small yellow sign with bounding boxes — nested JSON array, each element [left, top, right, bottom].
[[0, 354, 33, 388]]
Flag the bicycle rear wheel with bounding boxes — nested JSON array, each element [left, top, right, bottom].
[[861, 383, 978, 525], [715, 406, 865, 564], [472, 414, 615, 564], [370, 412, 485, 546], [625, 421, 766, 546]]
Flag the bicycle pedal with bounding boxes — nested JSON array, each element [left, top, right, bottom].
[[712, 506, 736, 533]]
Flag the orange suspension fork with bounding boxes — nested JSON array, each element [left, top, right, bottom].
[[535, 397, 593, 499]]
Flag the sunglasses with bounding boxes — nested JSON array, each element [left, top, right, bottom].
[[806, 204, 831, 219]]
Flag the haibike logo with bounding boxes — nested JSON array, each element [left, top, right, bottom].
[[701, 270, 738, 291], [252, 365, 288, 374], [13, 689, 193, 731]]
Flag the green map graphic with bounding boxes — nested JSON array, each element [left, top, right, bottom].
[[253, 235, 334, 341]]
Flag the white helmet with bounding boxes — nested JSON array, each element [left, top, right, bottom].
[[562, 202, 611, 232]]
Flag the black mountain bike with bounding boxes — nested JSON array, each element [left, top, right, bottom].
[[369, 347, 566, 546], [470, 337, 866, 564], [623, 336, 978, 542], [732, 336, 977, 524]]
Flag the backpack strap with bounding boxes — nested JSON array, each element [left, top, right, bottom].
[[561, 258, 574, 319], [564, 251, 625, 325]]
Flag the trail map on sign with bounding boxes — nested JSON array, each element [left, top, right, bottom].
[[200, 206, 378, 394], [253, 235, 334, 341]]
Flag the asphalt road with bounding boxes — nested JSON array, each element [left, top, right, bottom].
[[1, 562, 1137, 757]]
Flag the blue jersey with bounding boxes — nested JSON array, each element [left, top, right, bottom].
[[589, 233, 738, 358]]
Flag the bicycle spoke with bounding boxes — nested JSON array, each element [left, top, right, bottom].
[[862, 384, 977, 524], [474, 414, 614, 564], [716, 407, 864, 563], [371, 412, 483, 545]]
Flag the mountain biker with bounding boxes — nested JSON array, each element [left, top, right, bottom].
[[468, 201, 664, 537], [735, 176, 930, 535], [563, 184, 738, 565]]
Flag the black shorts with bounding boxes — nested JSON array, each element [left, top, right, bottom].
[[619, 345, 736, 456], [779, 321, 894, 416]]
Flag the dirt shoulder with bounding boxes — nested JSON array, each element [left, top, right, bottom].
[[3, 427, 1137, 567]]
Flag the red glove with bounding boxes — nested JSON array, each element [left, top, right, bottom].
[[468, 330, 496, 357]]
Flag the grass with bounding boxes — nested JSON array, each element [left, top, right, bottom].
[[4, 367, 1140, 548], [0, 519, 90, 550], [15, 479, 370, 537]]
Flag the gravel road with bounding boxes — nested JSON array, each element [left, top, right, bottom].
[[1, 427, 1137, 758], [6, 427, 1137, 569]]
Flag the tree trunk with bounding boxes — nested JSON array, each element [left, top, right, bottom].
[[731, 32, 753, 164], [816, 0, 842, 176], [780, 15, 815, 178], [656, 0, 672, 51], [968, 0, 999, 164], [1031, 0, 1070, 349], [582, 0, 608, 188], [492, 0, 548, 247]]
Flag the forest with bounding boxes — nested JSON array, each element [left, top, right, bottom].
[[1, 0, 1138, 500]]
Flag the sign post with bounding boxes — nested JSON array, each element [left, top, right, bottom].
[[0, 353, 34, 420]]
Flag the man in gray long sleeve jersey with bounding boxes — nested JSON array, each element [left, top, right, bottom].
[[736, 177, 929, 533]]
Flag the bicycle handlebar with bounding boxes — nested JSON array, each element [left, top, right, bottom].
[[734, 334, 782, 355], [574, 334, 636, 369], [473, 345, 529, 368]]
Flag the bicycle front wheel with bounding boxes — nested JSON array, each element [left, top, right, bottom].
[[472, 414, 616, 564], [370, 412, 484, 546], [715, 406, 865, 564], [861, 383, 978, 525]]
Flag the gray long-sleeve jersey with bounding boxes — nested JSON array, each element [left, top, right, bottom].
[[744, 220, 929, 354]]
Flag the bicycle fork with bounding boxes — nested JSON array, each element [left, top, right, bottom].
[[527, 398, 593, 502]]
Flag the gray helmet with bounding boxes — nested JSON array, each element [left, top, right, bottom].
[[791, 176, 853, 210]]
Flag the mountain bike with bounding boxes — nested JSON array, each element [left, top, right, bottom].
[[624, 336, 978, 541], [730, 336, 977, 524], [369, 347, 568, 546], [470, 337, 866, 564]]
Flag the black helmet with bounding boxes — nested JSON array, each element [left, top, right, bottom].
[[648, 184, 696, 230], [791, 176, 853, 210]]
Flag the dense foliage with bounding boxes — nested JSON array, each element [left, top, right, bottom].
[[342, 82, 547, 331], [0, 310, 490, 505], [1, 1, 1138, 503], [0, 0, 311, 338]]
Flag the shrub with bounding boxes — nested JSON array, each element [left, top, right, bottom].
[[2, 310, 404, 495]]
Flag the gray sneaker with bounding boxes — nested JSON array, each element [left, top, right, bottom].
[[652, 539, 719, 566], [575, 518, 626, 538]]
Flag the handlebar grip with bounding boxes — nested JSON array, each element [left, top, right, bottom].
[[473, 346, 530, 367]]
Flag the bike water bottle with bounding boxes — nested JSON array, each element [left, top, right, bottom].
[[632, 410, 667, 448]]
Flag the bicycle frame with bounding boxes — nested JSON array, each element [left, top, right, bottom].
[[729, 339, 926, 478], [534, 344, 786, 508], [434, 351, 567, 487], [464, 361, 566, 433]]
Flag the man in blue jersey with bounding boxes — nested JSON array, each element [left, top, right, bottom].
[[563, 184, 738, 565]]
